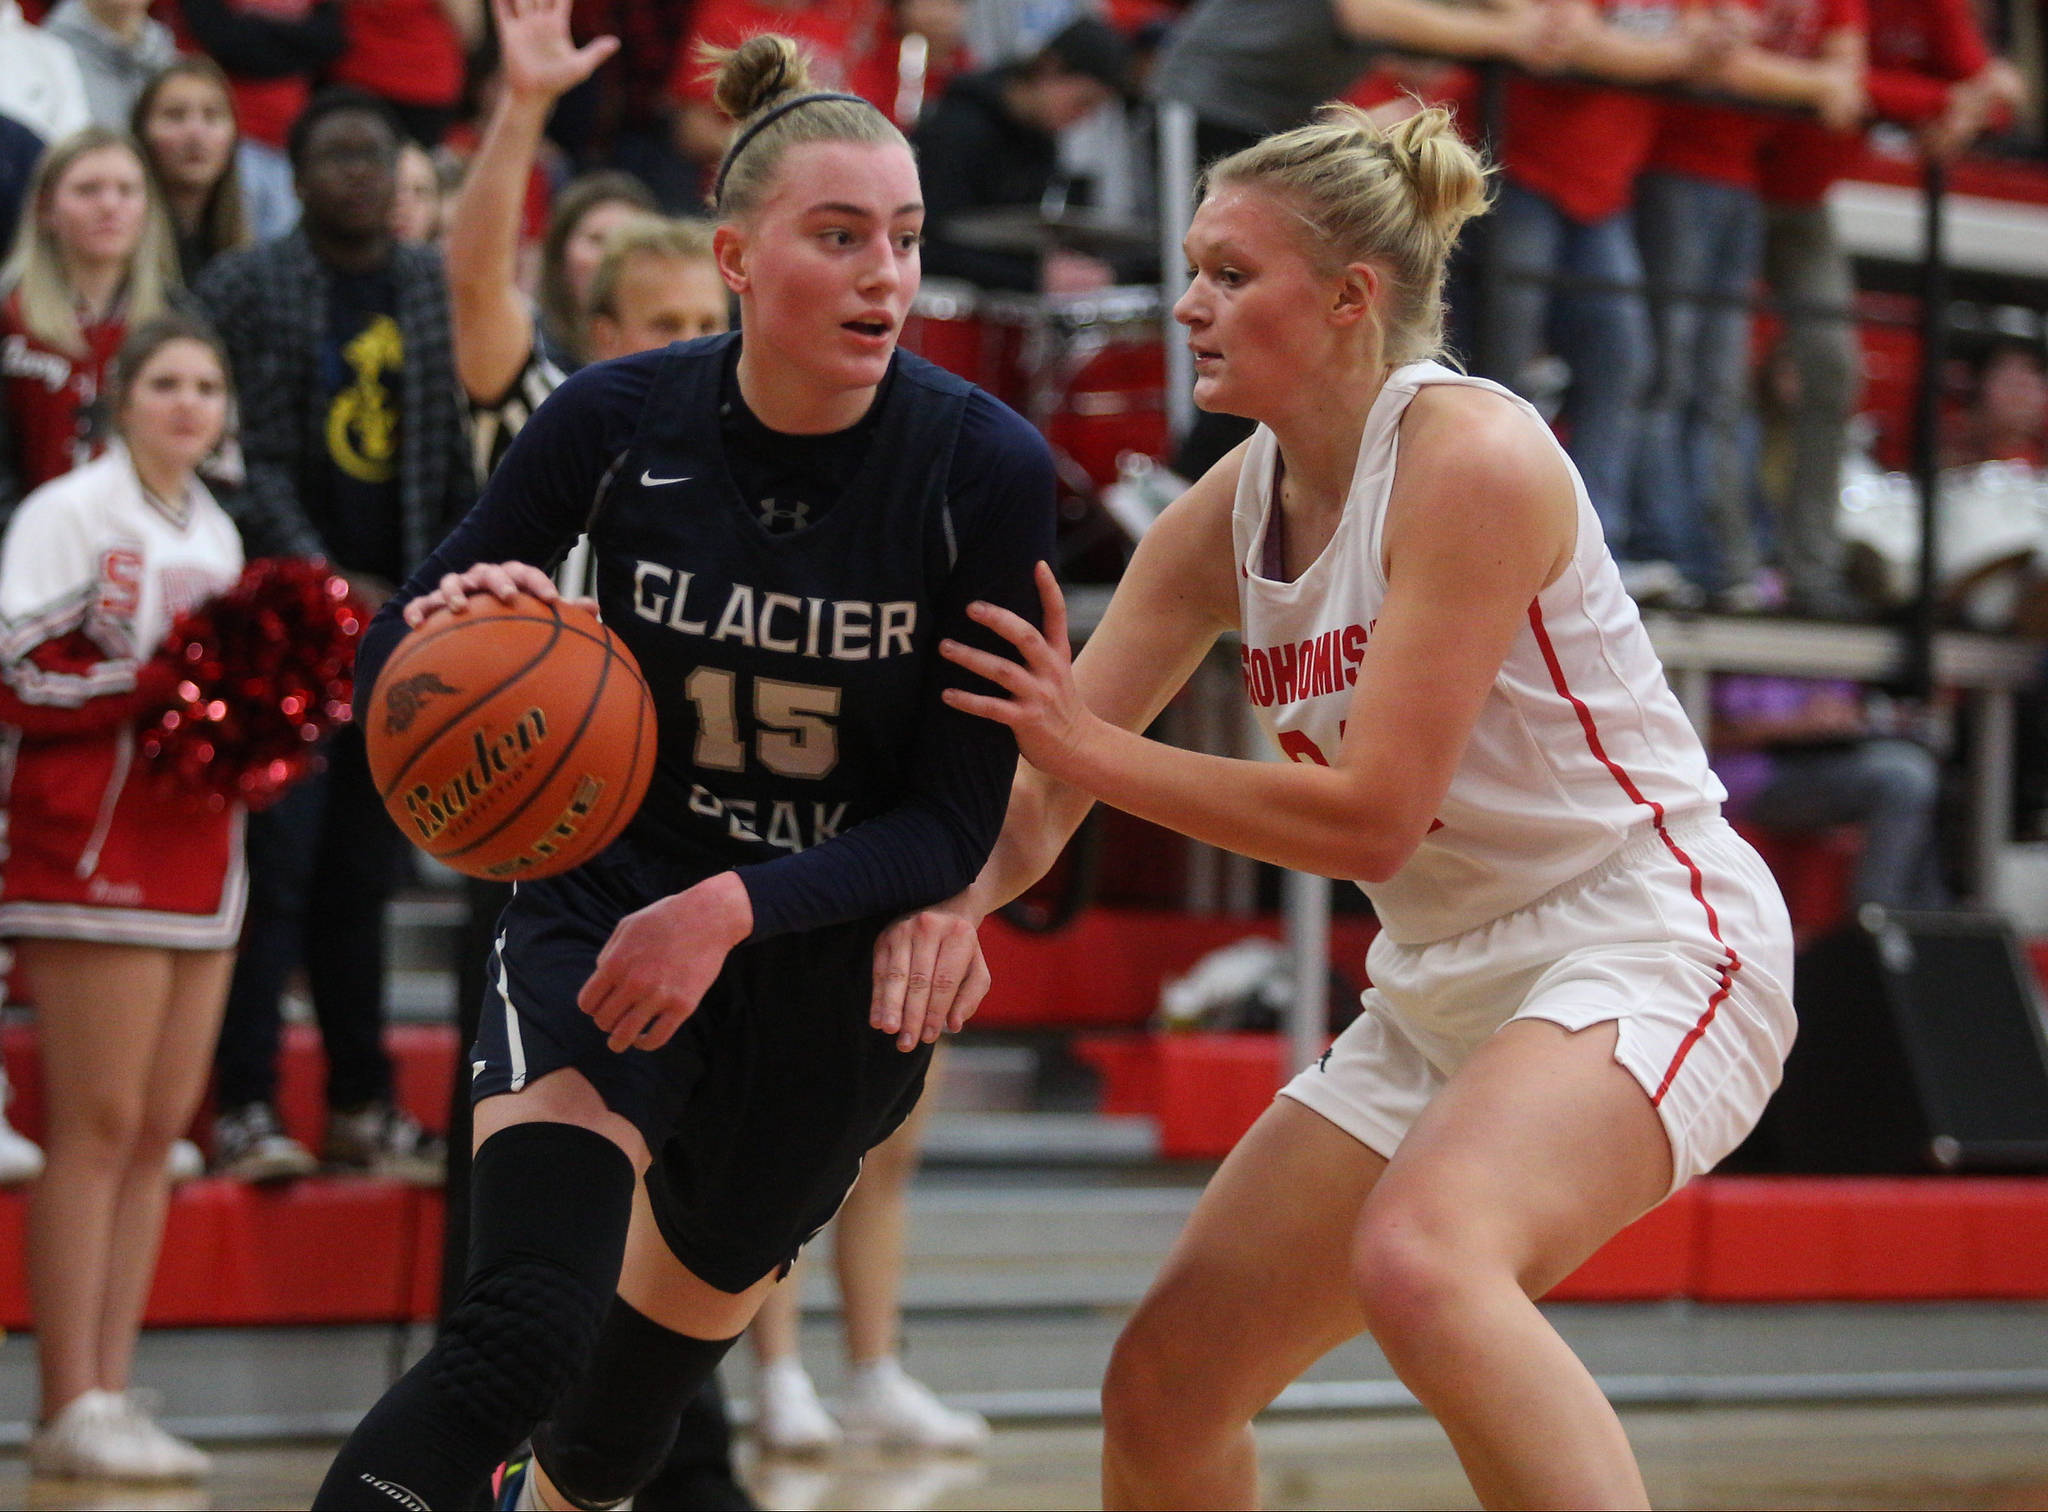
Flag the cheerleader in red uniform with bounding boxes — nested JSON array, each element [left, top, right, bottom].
[[1, 313, 245, 1484]]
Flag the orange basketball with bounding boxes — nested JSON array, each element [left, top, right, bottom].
[[365, 593, 655, 881]]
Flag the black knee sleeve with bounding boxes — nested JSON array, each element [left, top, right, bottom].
[[313, 1123, 634, 1511], [532, 1300, 741, 1510], [432, 1124, 637, 1428]]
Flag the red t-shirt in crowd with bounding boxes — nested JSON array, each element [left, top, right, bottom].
[[668, 0, 864, 106], [331, 0, 465, 110], [1760, 0, 1993, 204], [0, 293, 125, 495], [1499, 0, 1688, 223], [1864, 0, 1991, 122], [1648, 0, 1864, 188]]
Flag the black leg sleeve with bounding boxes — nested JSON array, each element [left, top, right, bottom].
[[531, 1300, 742, 1510], [314, 1124, 635, 1510], [633, 1376, 755, 1512]]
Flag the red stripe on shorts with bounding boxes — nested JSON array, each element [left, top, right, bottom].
[[1525, 602, 1741, 1105]]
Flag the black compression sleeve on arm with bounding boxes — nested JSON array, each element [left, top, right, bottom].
[[312, 1124, 635, 1511], [733, 398, 1058, 937]]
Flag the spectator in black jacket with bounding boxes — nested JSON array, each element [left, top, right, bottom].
[[913, 16, 1131, 293], [193, 86, 473, 1187]]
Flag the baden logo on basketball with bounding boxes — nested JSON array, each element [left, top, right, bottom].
[[399, 708, 549, 845]]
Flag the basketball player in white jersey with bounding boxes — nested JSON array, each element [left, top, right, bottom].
[[893, 102, 1798, 1507]]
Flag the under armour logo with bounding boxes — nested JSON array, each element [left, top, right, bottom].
[[384, 671, 459, 735], [756, 496, 811, 532]]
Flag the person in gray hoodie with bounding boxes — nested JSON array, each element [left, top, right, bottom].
[[43, 0, 178, 130]]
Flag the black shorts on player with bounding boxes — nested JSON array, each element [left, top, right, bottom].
[[471, 835, 931, 1292]]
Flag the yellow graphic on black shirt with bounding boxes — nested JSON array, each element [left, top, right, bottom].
[[327, 315, 402, 483]]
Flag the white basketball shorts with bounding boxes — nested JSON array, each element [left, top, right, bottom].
[[1281, 815, 1796, 1192]]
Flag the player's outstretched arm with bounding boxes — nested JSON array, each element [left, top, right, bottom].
[[447, 0, 617, 402], [941, 388, 1578, 883], [869, 450, 1244, 1050]]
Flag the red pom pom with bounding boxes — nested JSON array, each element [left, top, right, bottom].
[[136, 558, 366, 811]]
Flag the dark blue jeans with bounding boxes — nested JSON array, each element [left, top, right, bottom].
[[1478, 179, 1656, 557], [1634, 171, 1768, 592], [214, 724, 410, 1112]]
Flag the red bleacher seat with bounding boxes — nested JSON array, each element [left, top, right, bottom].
[[1548, 1185, 1701, 1301], [1697, 1177, 2048, 1301], [0, 1179, 438, 1331], [976, 908, 1378, 1030], [1731, 823, 1863, 942]]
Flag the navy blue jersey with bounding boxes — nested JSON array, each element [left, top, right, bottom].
[[357, 334, 1057, 938]]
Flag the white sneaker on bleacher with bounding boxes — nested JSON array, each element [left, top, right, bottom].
[[211, 1102, 316, 1183], [754, 1357, 842, 1455], [838, 1357, 989, 1452]]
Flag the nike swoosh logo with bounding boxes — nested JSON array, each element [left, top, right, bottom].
[[472, 1060, 486, 1079], [641, 470, 691, 487]]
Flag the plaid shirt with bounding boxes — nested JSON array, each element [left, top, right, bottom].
[[194, 230, 475, 568]]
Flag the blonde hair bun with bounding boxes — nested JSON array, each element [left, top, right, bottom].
[[699, 33, 902, 217], [702, 34, 814, 123], [1379, 104, 1488, 244]]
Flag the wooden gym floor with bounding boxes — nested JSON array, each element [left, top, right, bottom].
[[4, 1397, 2048, 1509]]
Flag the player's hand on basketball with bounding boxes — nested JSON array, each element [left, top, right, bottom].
[[941, 562, 1095, 782], [872, 907, 990, 1051], [403, 561, 562, 627], [579, 872, 754, 1052]]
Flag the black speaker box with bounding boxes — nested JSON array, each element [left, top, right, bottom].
[[1763, 907, 2048, 1174]]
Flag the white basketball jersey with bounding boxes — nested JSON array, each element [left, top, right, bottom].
[[1233, 361, 1723, 944]]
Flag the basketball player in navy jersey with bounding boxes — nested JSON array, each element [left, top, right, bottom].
[[313, 35, 1054, 1512]]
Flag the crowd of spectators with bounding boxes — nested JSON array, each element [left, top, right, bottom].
[[0, 0, 2040, 1483], [0, 0, 2040, 607]]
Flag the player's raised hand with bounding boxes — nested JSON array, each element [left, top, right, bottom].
[[404, 560, 561, 625], [872, 907, 991, 1051], [579, 871, 754, 1052], [495, 0, 619, 106], [941, 561, 1097, 783]]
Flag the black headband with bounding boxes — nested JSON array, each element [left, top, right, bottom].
[[713, 91, 873, 206]]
